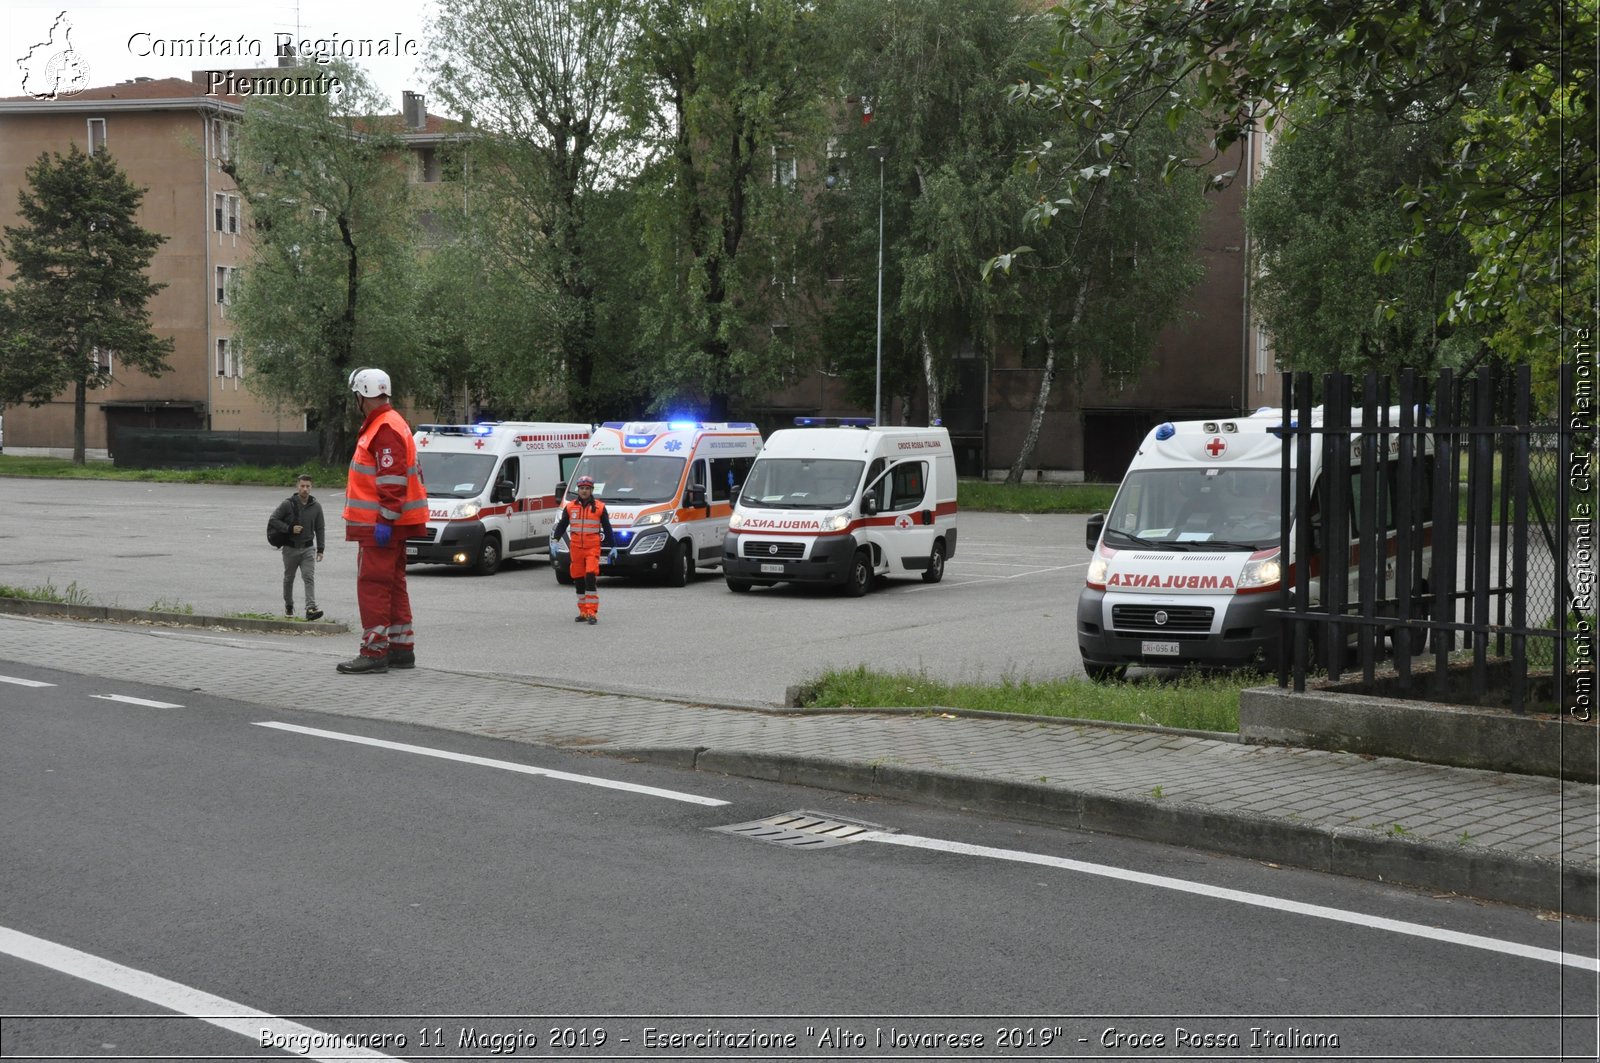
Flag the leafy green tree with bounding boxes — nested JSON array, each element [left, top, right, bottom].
[[0, 146, 173, 464], [825, 0, 1056, 425], [1245, 105, 1482, 377], [225, 64, 420, 464], [425, 0, 634, 419], [1019, 0, 1594, 390], [621, 0, 837, 419]]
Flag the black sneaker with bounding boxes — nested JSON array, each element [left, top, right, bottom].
[[586, 615, 598, 625], [574, 614, 588, 623], [306, 608, 324, 621], [336, 655, 388, 674], [285, 606, 294, 617], [389, 649, 415, 669]]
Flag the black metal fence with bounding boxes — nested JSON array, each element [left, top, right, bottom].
[[1272, 365, 1590, 713], [111, 428, 322, 470]]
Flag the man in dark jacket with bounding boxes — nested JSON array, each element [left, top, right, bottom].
[[269, 474, 326, 620]]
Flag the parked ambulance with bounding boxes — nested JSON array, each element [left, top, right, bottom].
[[722, 418, 958, 596], [408, 421, 592, 575], [551, 420, 763, 586], [1077, 406, 1432, 680]]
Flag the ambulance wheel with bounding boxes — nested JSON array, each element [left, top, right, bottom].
[[475, 535, 501, 576], [921, 540, 946, 583], [664, 538, 692, 587], [554, 560, 573, 585], [725, 577, 753, 593], [843, 549, 873, 597]]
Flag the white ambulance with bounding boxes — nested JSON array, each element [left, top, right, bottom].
[[1077, 406, 1434, 680], [551, 420, 763, 586], [409, 421, 592, 575], [722, 419, 959, 596]]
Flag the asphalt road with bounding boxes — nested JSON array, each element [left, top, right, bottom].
[[2, 661, 1594, 1060], [2, 478, 1091, 704]]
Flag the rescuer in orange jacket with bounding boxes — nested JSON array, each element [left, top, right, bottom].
[[552, 474, 613, 624], [338, 367, 428, 673]]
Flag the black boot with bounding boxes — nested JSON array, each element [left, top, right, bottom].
[[336, 655, 388, 674], [389, 648, 415, 669]]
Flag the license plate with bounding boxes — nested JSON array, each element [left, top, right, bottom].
[[406, 546, 417, 557], [760, 563, 784, 574], [1142, 641, 1180, 657]]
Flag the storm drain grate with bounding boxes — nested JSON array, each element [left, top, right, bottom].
[[711, 810, 890, 850]]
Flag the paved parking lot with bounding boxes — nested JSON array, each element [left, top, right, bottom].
[[3, 478, 1093, 705]]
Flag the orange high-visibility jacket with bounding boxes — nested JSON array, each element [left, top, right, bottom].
[[343, 405, 427, 538], [556, 496, 610, 555]]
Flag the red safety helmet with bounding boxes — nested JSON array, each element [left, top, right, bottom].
[[575, 475, 595, 489]]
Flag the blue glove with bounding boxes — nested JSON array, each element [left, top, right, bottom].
[[373, 522, 393, 548]]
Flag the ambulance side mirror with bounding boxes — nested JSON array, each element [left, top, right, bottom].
[[1086, 513, 1105, 551], [554, 480, 566, 498], [863, 492, 880, 516], [492, 481, 515, 505], [687, 486, 707, 508]]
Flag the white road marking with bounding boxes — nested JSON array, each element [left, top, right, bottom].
[[255, 722, 730, 806], [89, 694, 184, 708], [867, 833, 1597, 971], [0, 925, 405, 1061], [0, 675, 54, 688]]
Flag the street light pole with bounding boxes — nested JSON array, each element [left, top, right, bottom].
[[869, 145, 889, 426]]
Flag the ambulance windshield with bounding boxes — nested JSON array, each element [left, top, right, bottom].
[[741, 458, 864, 509], [417, 452, 497, 498], [1104, 468, 1285, 549], [570, 455, 684, 503]]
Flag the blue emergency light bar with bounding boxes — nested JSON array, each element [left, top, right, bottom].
[[415, 424, 496, 436], [794, 416, 875, 428]]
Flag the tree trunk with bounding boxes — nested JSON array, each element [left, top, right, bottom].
[[72, 377, 87, 465], [1007, 279, 1090, 485], [920, 329, 941, 426]]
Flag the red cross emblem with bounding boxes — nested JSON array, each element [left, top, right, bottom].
[[418, 436, 429, 446], [1205, 437, 1227, 457], [474, 439, 486, 449]]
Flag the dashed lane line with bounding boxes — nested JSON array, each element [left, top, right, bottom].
[[868, 833, 1598, 972], [255, 721, 730, 807], [0, 925, 405, 1061], [90, 694, 185, 708], [0, 675, 54, 688]]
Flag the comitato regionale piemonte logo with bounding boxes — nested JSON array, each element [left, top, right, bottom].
[[17, 11, 91, 100]]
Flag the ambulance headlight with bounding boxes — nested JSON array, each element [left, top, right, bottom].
[[728, 511, 747, 531], [634, 510, 669, 527], [1087, 556, 1109, 587], [1238, 551, 1282, 591], [821, 511, 850, 533], [453, 502, 481, 520]]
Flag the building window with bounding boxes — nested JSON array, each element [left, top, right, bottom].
[[90, 346, 114, 377], [211, 118, 235, 167], [216, 338, 240, 378], [215, 193, 240, 234], [771, 145, 797, 190], [416, 147, 442, 183], [87, 118, 107, 155], [216, 266, 235, 310]]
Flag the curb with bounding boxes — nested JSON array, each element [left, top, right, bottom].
[[0, 597, 348, 635], [613, 746, 1596, 917]]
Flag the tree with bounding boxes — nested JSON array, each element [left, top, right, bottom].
[[0, 146, 173, 464], [1017, 0, 1594, 390], [825, 0, 1058, 425], [621, 0, 837, 419], [1245, 104, 1482, 377], [226, 64, 420, 464], [425, 0, 635, 420]]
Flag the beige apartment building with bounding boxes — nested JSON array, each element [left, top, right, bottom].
[[0, 75, 449, 459]]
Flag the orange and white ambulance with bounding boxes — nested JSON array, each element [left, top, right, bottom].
[[722, 419, 959, 596], [551, 420, 763, 586], [1077, 406, 1434, 679], [409, 421, 592, 575]]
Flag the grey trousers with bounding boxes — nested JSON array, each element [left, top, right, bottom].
[[281, 545, 318, 612]]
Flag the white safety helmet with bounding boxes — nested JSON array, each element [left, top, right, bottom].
[[348, 367, 391, 398]]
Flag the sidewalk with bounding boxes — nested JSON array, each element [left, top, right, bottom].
[[3, 613, 1595, 916]]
